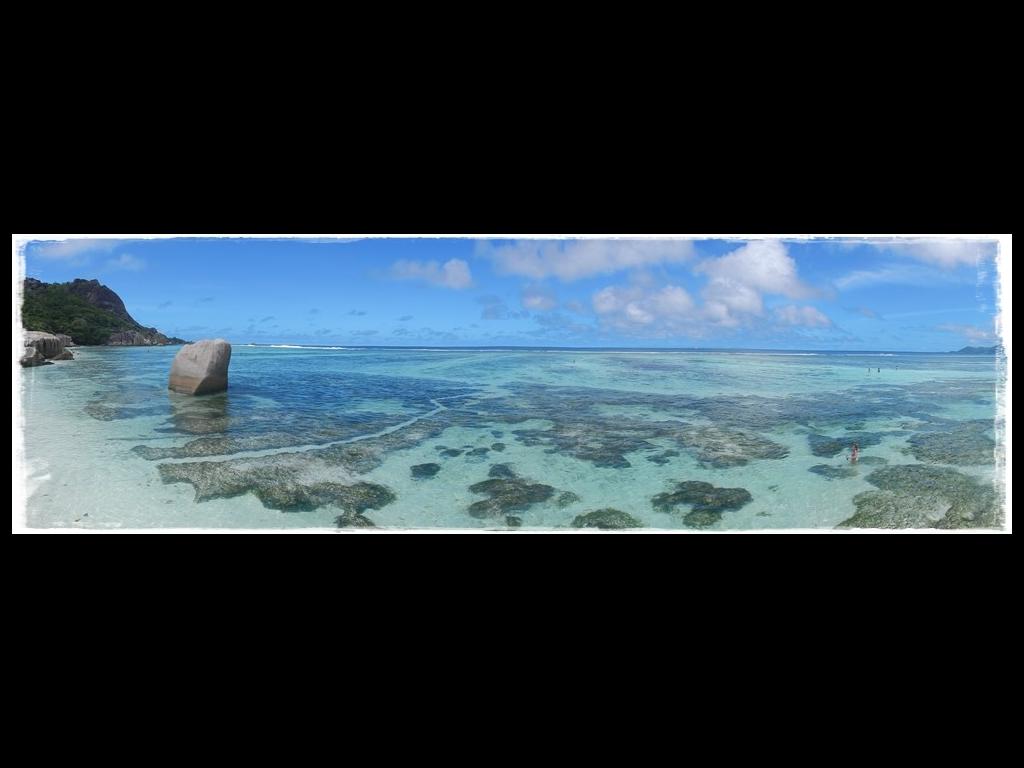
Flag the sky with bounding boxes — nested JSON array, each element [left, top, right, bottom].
[[19, 237, 1003, 351]]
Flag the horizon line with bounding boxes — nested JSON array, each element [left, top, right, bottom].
[[227, 342, 1000, 354]]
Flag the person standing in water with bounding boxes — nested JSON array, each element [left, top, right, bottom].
[[850, 443, 860, 463]]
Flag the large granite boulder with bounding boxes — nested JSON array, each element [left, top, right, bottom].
[[169, 339, 231, 395], [24, 331, 67, 359], [55, 334, 74, 347], [20, 347, 49, 367]]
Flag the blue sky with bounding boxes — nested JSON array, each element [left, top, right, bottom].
[[20, 237, 1001, 351]]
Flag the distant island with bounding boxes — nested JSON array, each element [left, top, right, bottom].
[[952, 345, 1002, 355], [21, 278, 187, 346]]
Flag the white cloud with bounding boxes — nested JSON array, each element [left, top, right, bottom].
[[520, 284, 557, 311], [702, 300, 740, 328], [833, 264, 968, 290], [834, 268, 898, 290], [592, 283, 698, 333], [482, 239, 695, 281], [106, 253, 145, 271], [593, 285, 632, 315], [691, 240, 814, 328], [648, 285, 695, 316], [702, 278, 763, 317], [694, 240, 812, 299], [28, 239, 121, 264], [900, 239, 992, 269], [774, 305, 832, 327], [390, 258, 473, 289], [590, 243, 830, 338], [625, 303, 654, 325], [832, 240, 995, 289], [936, 322, 996, 343]]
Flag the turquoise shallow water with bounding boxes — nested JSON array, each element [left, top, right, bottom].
[[20, 346, 1005, 530]]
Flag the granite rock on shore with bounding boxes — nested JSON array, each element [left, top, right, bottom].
[[22, 331, 74, 366]]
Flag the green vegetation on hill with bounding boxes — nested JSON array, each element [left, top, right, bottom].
[[21, 278, 185, 346]]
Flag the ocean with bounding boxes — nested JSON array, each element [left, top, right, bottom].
[[19, 345, 1004, 530]]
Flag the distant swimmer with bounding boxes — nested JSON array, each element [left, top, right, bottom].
[[850, 443, 860, 464], [877, 368, 880, 373]]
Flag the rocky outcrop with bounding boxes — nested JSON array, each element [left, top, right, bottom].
[[108, 331, 145, 345], [20, 347, 49, 367], [168, 339, 232, 395], [65, 278, 137, 323], [22, 277, 188, 346], [24, 331, 66, 359], [109, 329, 182, 346], [23, 331, 74, 364]]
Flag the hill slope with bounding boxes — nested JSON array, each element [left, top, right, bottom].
[[953, 345, 1001, 355], [22, 278, 187, 346]]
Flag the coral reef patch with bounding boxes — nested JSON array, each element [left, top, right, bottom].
[[652, 481, 753, 528], [572, 509, 643, 529], [838, 465, 999, 529]]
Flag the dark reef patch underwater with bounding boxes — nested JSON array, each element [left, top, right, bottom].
[[809, 464, 859, 480], [838, 465, 1000, 529], [24, 346, 1002, 530], [652, 481, 754, 528], [132, 365, 1005, 529], [572, 509, 644, 530], [467, 469, 557, 522], [906, 419, 996, 465], [411, 463, 441, 479]]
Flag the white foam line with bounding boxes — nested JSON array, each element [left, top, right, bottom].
[[258, 345, 350, 350], [156, 396, 461, 465]]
